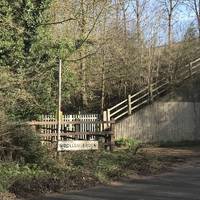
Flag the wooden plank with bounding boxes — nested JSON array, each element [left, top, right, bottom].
[[152, 87, 168, 99], [192, 68, 200, 75], [109, 99, 128, 111], [151, 78, 168, 88], [40, 113, 100, 131], [191, 63, 200, 70], [150, 82, 158, 87], [152, 81, 169, 92], [39, 131, 113, 137], [107, 109, 111, 127], [191, 57, 200, 65], [114, 111, 128, 120], [130, 87, 148, 99], [110, 105, 128, 117], [27, 120, 115, 126], [128, 95, 132, 115], [131, 92, 149, 104], [131, 99, 148, 111]]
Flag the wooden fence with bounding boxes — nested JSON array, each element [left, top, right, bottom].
[[104, 57, 200, 122], [39, 114, 100, 140], [28, 120, 115, 150]]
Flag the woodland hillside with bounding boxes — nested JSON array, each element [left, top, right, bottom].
[[1, 0, 200, 120], [1, 1, 200, 197]]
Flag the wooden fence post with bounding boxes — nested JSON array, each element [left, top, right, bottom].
[[128, 94, 132, 115], [110, 121, 115, 151], [102, 111, 107, 130], [149, 84, 153, 102], [107, 109, 111, 128], [189, 62, 193, 77]]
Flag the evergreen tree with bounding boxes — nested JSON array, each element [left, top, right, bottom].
[[1, 0, 78, 119]]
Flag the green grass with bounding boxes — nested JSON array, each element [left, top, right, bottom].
[[0, 163, 48, 192], [0, 148, 166, 197], [115, 138, 141, 150]]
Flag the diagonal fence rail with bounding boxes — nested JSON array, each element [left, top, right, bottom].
[[104, 57, 200, 122]]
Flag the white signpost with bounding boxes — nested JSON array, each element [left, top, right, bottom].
[[58, 140, 99, 151]]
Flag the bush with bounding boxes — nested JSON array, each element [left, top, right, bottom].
[[9, 168, 98, 196], [10, 125, 48, 165], [115, 138, 141, 151], [0, 110, 50, 165], [0, 163, 48, 192]]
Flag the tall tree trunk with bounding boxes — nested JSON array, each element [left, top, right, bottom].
[[80, 0, 88, 108], [168, 0, 173, 47], [199, 0, 200, 39], [122, 1, 127, 45], [115, 0, 120, 31], [195, 0, 200, 39], [136, 0, 141, 44], [101, 59, 105, 113], [168, 13, 172, 47], [101, 13, 107, 113], [198, 18, 200, 39]]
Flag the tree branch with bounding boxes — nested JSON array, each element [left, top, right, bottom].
[[40, 17, 77, 26], [75, 2, 107, 50], [67, 52, 97, 62]]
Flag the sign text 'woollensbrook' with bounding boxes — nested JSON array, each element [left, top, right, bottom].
[[57, 141, 98, 151]]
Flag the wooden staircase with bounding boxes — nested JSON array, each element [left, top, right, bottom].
[[103, 57, 200, 123]]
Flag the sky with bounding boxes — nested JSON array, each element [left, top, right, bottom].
[[124, 1, 198, 45]]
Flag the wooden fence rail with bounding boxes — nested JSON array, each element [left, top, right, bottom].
[[38, 114, 99, 140], [28, 120, 115, 150], [104, 57, 200, 122]]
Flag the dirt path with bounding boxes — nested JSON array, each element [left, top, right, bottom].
[[37, 147, 200, 200]]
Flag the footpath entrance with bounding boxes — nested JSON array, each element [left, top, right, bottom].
[[28, 113, 115, 151]]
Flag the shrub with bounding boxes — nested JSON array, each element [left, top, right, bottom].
[[0, 110, 50, 165], [0, 163, 47, 192], [10, 124, 48, 165], [115, 138, 141, 152]]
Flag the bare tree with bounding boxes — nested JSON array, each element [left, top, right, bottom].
[[46, 0, 199, 112], [131, 0, 149, 44], [160, 0, 181, 47], [185, 0, 200, 39]]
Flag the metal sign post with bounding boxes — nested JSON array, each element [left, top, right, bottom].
[[57, 59, 62, 152]]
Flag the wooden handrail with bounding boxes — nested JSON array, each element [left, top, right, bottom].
[[109, 99, 128, 111], [105, 57, 200, 121], [110, 105, 128, 117], [152, 81, 169, 92], [131, 92, 149, 105], [130, 87, 148, 99], [191, 57, 200, 65], [114, 111, 128, 120]]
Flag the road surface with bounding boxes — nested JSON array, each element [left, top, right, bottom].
[[40, 159, 200, 200]]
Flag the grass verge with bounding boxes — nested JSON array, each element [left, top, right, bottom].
[[0, 148, 170, 198]]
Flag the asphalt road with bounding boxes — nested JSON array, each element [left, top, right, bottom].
[[41, 160, 200, 200]]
